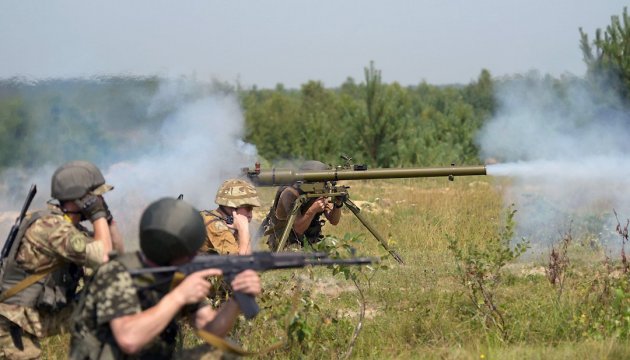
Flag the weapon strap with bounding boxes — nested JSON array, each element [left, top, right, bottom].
[[0, 264, 62, 302], [201, 210, 227, 227], [197, 329, 284, 356], [168, 272, 284, 356]]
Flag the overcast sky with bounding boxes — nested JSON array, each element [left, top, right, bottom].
[[0, 1, 626, 89]]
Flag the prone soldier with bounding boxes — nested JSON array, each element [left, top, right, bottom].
[[69, 197, 261, 359], [0, 160, 123, 360]]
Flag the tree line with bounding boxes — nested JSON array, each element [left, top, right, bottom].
[[0, 7, 627, 172]]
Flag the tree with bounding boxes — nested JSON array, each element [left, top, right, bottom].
[[580, 7, 630, 104]]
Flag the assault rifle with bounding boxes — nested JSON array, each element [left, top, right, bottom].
[[1, 185, 37, 267], [244, 157, 487, 264], [128, 251, 374, 319]]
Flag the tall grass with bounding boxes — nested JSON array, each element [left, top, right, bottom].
[[43, 178, 630, 359]]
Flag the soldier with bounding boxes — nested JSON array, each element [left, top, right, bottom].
[[0, 160, 123, 360], [69, 197, 261, 359], [265, 160, 342, 250], [200, 179, 261, 255]]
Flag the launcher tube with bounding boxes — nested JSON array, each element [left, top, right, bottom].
[[248, 165, 487, 186]]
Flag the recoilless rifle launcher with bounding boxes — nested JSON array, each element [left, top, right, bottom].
[[243, 157, 487, 264]]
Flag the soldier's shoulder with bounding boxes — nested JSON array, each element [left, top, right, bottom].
[[30, 211, 67, 227], [211, 220, 229, 232]]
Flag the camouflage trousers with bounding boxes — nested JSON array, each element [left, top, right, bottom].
[[0, 307, 72, 360]]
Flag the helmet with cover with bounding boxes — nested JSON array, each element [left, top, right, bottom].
[[51, 160, 113, 201], [215, 179, 261, 208], [140, 198, 205, 266]]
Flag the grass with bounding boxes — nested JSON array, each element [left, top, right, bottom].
[[42, 177, 630, 358]]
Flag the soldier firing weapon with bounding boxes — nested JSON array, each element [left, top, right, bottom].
[[243, 156, 487, 264]]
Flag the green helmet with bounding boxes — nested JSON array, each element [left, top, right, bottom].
[[215, 179, 261, 208], [140, 198, 205, 266], [299, 160, 329, 171], [51, 160, 113, 201]]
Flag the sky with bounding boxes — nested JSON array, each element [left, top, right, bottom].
[[0, 1, 627, 89]]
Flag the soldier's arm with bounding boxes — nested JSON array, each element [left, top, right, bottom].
[[108, 219, 125, 253], [92, 218, 113, 263], [231, 211, 251, 255], [110, 268, 221, 354], [324, 202, 341, 225], [293, 198, 326, 235], [194, 270, 261, 336]]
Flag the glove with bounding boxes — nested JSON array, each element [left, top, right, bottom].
[[75, 194, 108, 222], [102, 199, 114, 224]]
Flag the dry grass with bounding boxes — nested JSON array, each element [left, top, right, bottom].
[[42, 177, 630, 359]]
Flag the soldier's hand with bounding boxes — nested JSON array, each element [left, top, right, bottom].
[[229, 210, 250, 232], [172, 269, 222, 305], [75, 194, 108, 222], [307, 198, 327, 215], [231, 270, 261, 297], [103, 199, 114, 224]]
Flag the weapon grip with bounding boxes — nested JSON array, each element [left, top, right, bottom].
[[225, 273, 259, 319], [233, 291, 259, 320]]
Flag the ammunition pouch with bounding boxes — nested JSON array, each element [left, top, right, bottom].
[[35, 263, 82, 313]]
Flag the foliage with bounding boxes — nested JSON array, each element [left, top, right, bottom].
[[580, 6, 630, 105], [448, 204, 529, 341]]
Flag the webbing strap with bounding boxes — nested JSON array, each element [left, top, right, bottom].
[[0, 264, 62, 302], [169, 272, 284, 356], [196, 329, 284, 357]]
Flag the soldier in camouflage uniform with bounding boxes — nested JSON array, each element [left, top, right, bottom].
[[265, 160, 342, 250], [200, 179, 261, 255], [0, 160, 124, 360], [69, 197, 261, 360]]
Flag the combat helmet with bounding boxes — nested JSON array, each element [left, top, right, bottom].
[[140, 198, 205, 266], [299, 160, 329, 171], [215, 179, 261, 208], [51, 160, 113, 201]]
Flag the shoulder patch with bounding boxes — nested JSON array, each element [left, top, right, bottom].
[[212, 220, 230, 231], [69, 233, 87, 253]]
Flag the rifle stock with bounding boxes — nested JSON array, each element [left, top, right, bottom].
[[129, 251, 375, 319]]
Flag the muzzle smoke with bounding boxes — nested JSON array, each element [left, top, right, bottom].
[[478, 73, 630, 251], [0, 78, 257, 250]]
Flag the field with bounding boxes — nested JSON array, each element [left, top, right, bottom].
[[43, 177, 630, 359]]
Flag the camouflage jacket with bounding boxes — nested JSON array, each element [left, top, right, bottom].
[[0, 205, 103, 337], [200, 210, 239, 255], [69, 251, 203, 360]]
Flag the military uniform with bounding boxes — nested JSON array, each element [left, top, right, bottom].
[[199, 210, 239, 255], [69, 197, 234, 360], [70, 251, 220, 360], [0, 205, 104, 360], [265, 186, 325, 250]]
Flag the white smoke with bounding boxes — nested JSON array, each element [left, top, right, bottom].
[[478, 72, 630, 252], [0, 78, 257, 250]]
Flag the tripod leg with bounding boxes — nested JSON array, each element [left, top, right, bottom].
[[275, 195, 307, 252], [343, 198, 404, 264]]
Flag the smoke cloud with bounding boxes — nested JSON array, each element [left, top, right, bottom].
[[0, 78, 257, 250], [477, 72, 630, 252]]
